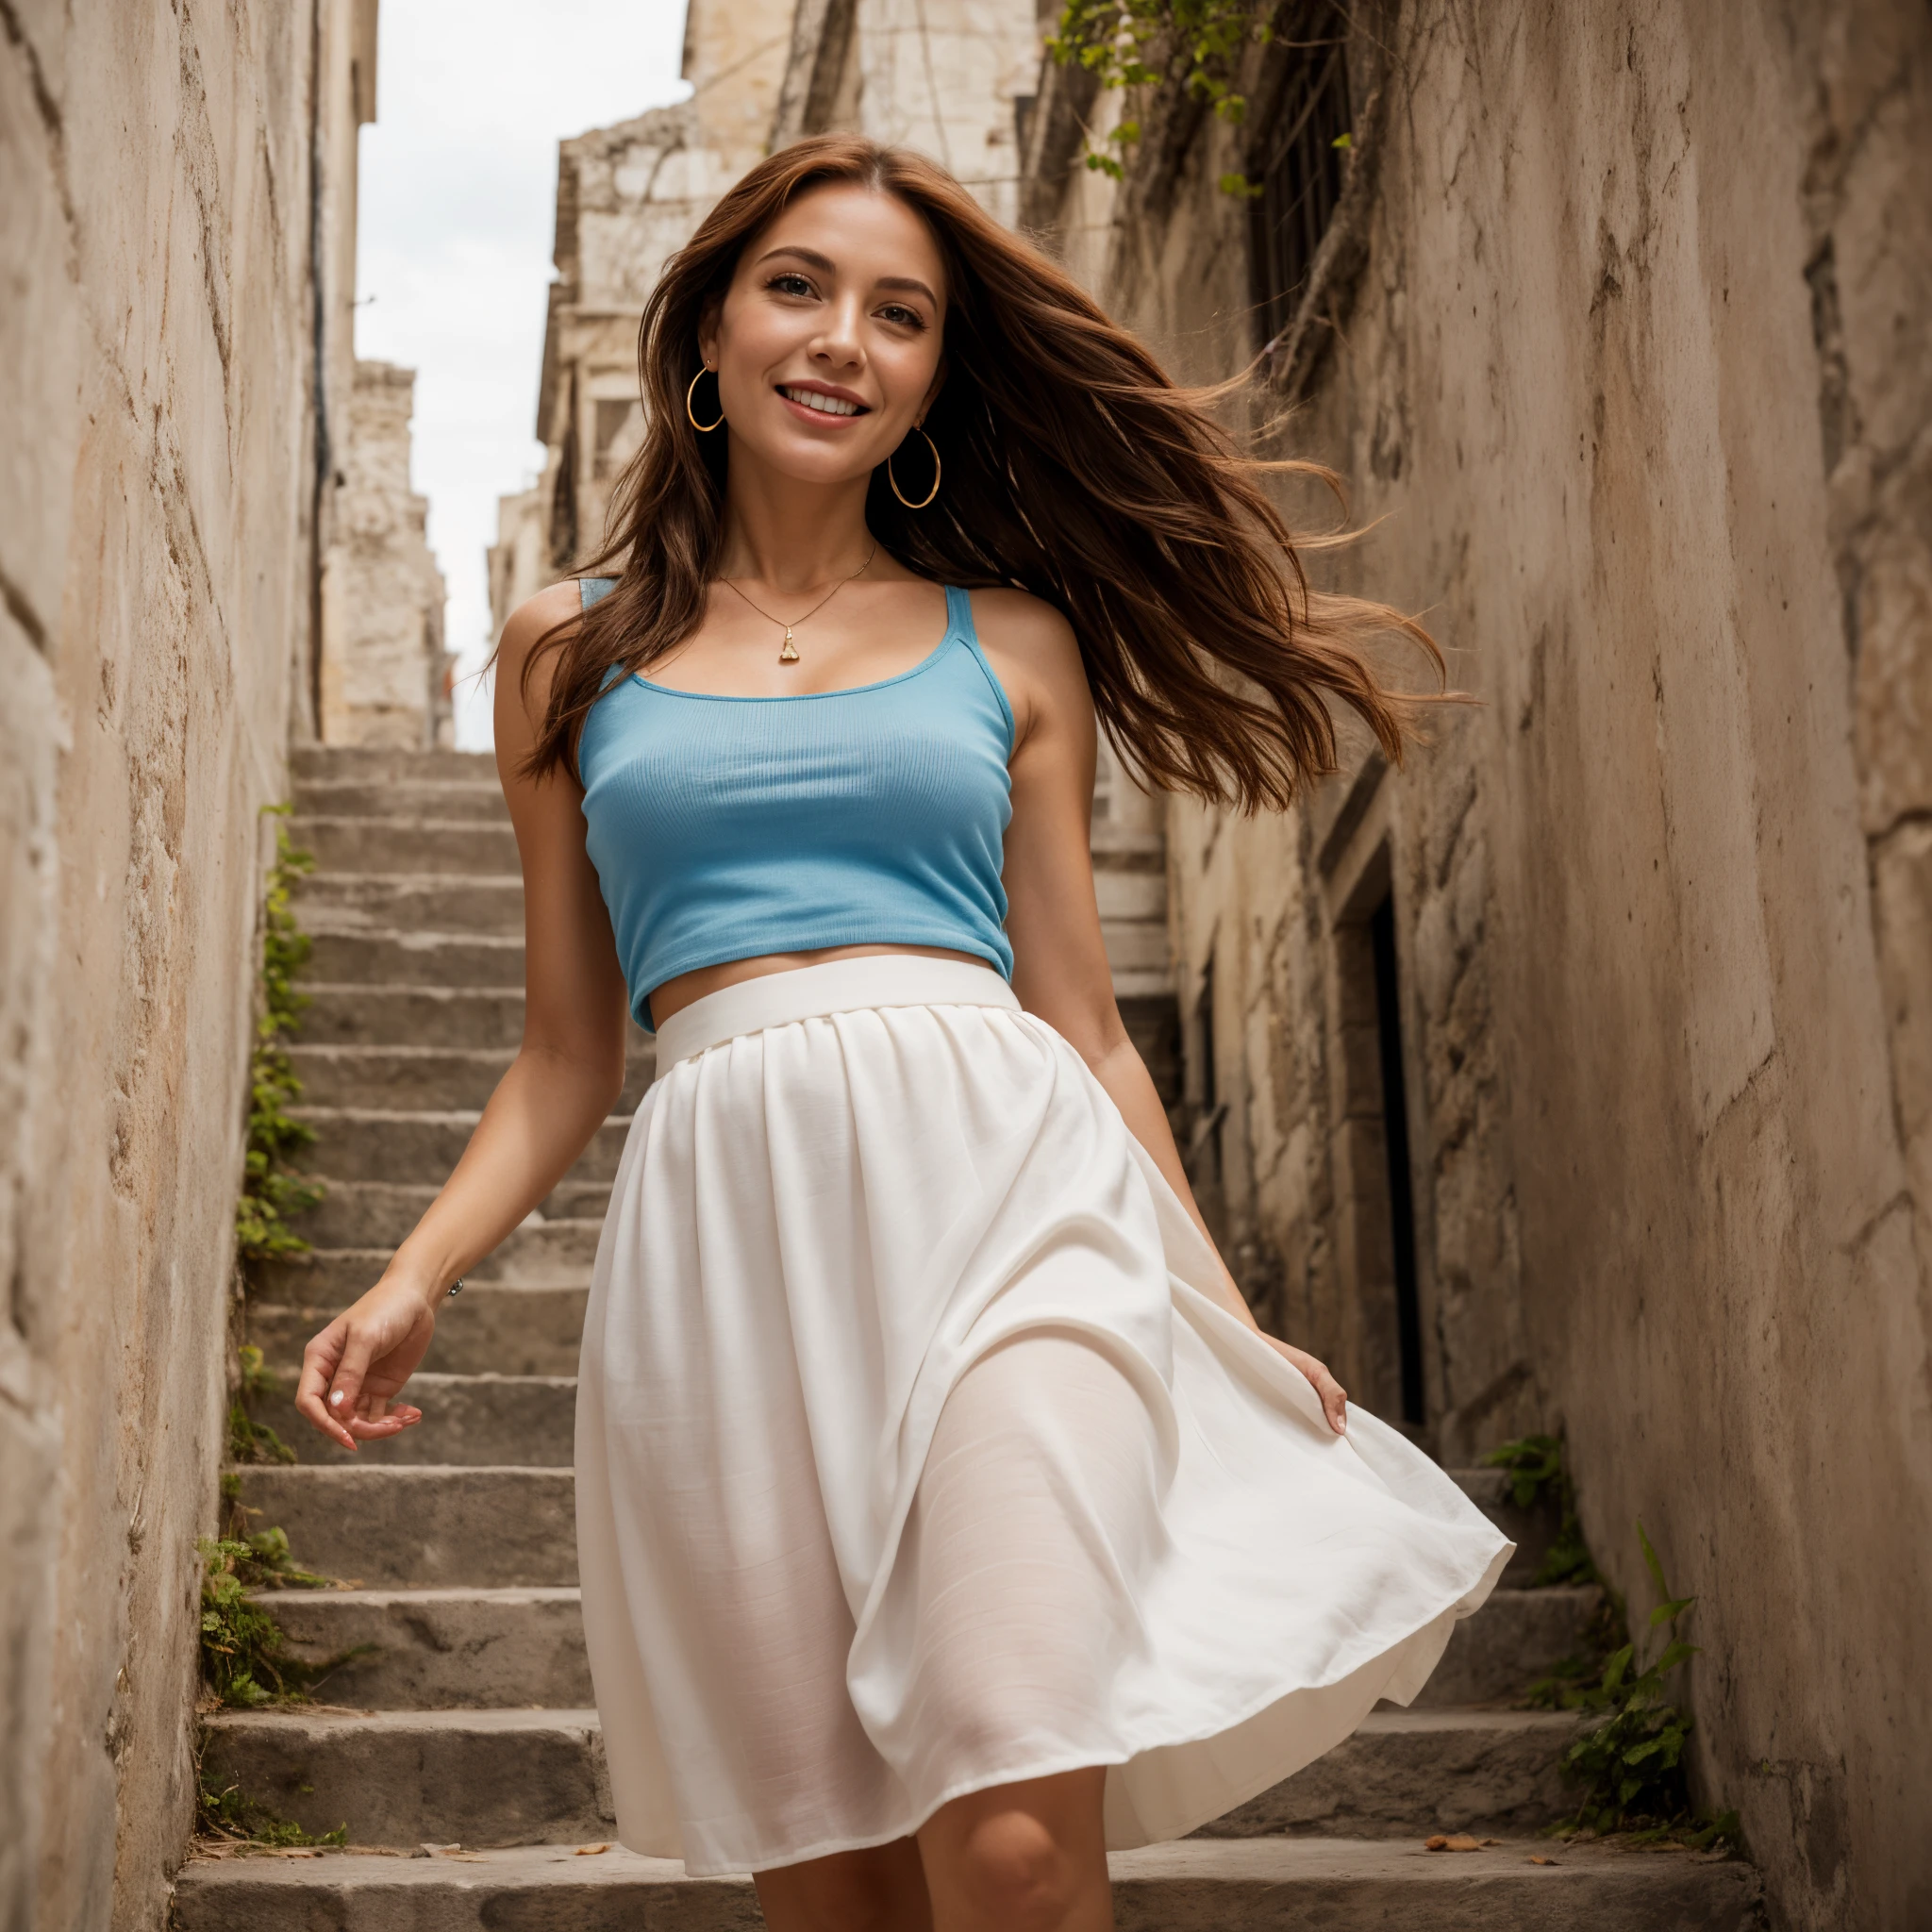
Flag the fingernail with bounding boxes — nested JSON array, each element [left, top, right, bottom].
[[329, 1391, 344, 1407]]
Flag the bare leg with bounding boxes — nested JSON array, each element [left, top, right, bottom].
[[916, 1767, 1113, 1932], [754, 1837, 933, 1932]]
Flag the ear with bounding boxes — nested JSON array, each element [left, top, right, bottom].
[[696, 295, 724, 372]]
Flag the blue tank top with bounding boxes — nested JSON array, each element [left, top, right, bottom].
[[575, 577, 1016, 1031]]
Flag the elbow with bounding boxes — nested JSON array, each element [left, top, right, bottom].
[[1057, 1003, 1135, 1076]]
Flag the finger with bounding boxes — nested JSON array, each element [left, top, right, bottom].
[[347, 1405, 423, 1439], [325, 1326, 381, 1453], [1324, 1377, 1349, 1435], [295, 1324, 357, 1449]]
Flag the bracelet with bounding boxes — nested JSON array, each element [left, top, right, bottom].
[[447, 1277, 465, 1297]]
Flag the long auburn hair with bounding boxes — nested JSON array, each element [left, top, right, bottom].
[[522, 135, 1439, 808]]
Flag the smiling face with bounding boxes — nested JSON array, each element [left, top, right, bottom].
[[698, 181, 948, 489]]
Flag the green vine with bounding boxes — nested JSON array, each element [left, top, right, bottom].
[[1482, 1432, 1596, 1587], [1048, 1, 1348, 195], [236, 807, 323, 1265]]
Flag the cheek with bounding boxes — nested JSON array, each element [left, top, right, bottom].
[[715, 304, 803, 384], [872, 337, 943, 416]]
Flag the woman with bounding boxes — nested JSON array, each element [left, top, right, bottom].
[[296, 137, 1509, 1931]]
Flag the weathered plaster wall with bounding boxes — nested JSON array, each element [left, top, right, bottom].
[[1026, 2, 1931, 1925], [320, 361, 449, 747], [0, 5, 358, 1926]]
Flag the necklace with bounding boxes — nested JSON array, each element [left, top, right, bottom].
[[719, 541, 878, 663]]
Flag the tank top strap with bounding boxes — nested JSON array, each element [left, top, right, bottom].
[[944, 586, 1015, 751], [580, 575, 617, 609]]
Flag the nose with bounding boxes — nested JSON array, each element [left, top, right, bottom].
[[808, 291, 867, 373]]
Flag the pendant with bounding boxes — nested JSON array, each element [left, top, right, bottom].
[[778, 628, 799, 663]]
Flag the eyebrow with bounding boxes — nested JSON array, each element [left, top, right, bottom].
[[754, 244, 940, 308]]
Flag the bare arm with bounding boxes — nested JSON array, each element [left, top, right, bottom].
[[981, 590, 1348, 1435], [296, 582, 631, 1450]]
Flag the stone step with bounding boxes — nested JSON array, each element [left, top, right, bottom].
[[298, 1181, 614, 1252], [195, 1706, 1579, 1856], [305, 929, 525, 988], [288, 1044, 653, 1111], [289, 1110, 631, 1188], [247, 1285, 588, 1376], [265, 1587, 591, 1708], [248, 1373, 575, 1468], [174, 1835, 1761, 1932], [291, 745, 498, 785], [253, 1244, 591, 1302], [231, 1465, 576, 1587], [294, 815, 524, 876], [1448, 1470, 1564, 1590], [199, 1707, 609, 1849], [292, 777, 509, 823], [298, 986, 527, 1049], [286, 1217, 600, 1285], [250, 1580, 1596, 1718], [1193, 1708, 1577, 1840], [1408, 1586, 1601, 1709], [305, 1218, 597, 1288], [294, 873, 525, 938]]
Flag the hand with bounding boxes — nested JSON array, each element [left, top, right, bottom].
[[1262, 1337, 1349, 1436], [295, 1274, 438, 1452]]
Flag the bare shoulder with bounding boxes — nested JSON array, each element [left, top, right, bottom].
[[967, 586, 1090, 736], [968, 586, 1080, 667], [498, 580, 588, 675], [495, 579, 590, 733]]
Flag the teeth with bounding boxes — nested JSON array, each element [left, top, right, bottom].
[[782, 386, 860, 417]]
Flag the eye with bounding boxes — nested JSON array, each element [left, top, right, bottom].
[[877, 303, 925, 329], [767, 272, 815, 298]]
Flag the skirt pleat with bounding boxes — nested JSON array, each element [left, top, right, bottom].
[[575, 966, 1511, 1876]]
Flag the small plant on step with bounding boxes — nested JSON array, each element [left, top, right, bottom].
[[195, 1758, 348, 1851], [198, 1531, 363, 1709], [1537, 1522, 1741, 1852], [1481, 1432, 1596, 1586], [236, 806, 324, 1270], [227, 1345, 296, 1465]]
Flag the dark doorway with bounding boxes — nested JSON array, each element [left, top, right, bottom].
[[1368, 894, 1424, 1425]]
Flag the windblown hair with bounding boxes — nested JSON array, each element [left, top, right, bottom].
[[522, 135, 1439, 809]]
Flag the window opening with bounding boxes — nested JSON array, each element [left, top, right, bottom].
[[1249, 8, 1351, 350], [1368, 893, 1424, 1425]]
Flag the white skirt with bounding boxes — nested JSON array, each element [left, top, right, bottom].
[[575, 957, 1510, 1877]]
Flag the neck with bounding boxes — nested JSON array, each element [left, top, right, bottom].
[[715, 446, 874, 591]]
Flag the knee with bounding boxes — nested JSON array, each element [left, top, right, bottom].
[[951, 1809, 1082, 1930]]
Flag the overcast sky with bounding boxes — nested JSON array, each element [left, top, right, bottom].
[[355, 0, 691, 746]]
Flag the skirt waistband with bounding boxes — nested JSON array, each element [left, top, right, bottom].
[[653, 956, 1022, 1068]]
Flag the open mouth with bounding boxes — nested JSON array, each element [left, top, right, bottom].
[[778, 384, 868, 419]]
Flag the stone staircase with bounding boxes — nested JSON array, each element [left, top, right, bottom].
[[174, 746, 1758, 1928]]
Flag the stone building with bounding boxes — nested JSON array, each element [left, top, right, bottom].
[[319, 361, 453, 747], [1017, 4, 1931, 1927], [490, 0, 797, 612], [0, 3, 381, 1925]]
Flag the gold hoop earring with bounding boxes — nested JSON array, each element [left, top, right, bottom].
[[686, 366, 724, 433], [888, 425, 941, 508]]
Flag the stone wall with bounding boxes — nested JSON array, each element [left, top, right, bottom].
[[320, 361, 451, 747], [1021, 3, 1932, 1925], [0, 4, 368, 1926]]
